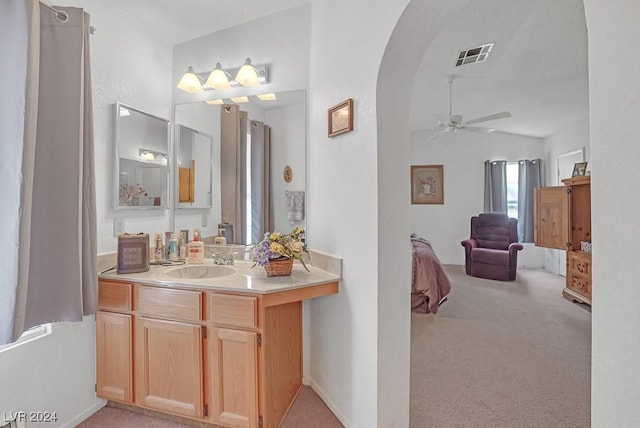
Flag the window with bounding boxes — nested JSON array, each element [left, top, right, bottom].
[[506, 162, 519, 220], [0, 324, 51, 353]]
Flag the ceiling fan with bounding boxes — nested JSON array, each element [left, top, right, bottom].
[[426, 77, 512, 142]]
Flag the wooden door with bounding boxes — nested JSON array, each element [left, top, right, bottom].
[[209, 327, 258, 428], [96, 311, 133, 402], [534, 186, 568, 250], [135, 317, 203, 418]]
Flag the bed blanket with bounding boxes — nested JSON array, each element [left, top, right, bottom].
[[411, 239, 451, 314]]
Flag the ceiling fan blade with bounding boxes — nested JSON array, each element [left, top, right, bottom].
[[425, 129, 449, 143], [460, 126, 495, 133], [463, 111, 512, 125]]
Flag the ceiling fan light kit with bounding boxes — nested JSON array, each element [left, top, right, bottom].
[[426, 77, 512, 143]]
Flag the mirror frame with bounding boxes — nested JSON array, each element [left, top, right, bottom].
[[174, 123, 214, 210], [114, 102, 171, 211]]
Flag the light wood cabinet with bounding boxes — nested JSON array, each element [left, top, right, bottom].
[[96, 311, 132, 402], [209, 327, 258, 428], [534, 175, 592, 305], [96, 278, 338, 428], [135, 317, 204, 418]]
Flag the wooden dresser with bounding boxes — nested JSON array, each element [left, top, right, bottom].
[[534, 175, 591, 305]]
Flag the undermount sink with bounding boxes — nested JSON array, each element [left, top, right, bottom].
[[165, 265, 235, 279]]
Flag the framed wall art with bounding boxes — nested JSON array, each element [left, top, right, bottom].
[[411, 165, 444, 204], [571, 161, 588, 177], [328, 98, 353, 137]]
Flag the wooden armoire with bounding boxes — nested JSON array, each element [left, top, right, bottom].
[[534, 176, 591, 305]]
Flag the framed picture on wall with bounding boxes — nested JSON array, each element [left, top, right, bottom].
[[411, 165, 444, 204], [572, 161, 588, 177], [328, 98, 354, 137]]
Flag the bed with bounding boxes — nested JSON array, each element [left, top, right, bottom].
[[411, 235, 451, 314]]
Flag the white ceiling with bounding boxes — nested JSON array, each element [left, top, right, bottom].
[[107, 0, 310, 45], [410, 0, 589, 138], [108, 0, 588, 139]]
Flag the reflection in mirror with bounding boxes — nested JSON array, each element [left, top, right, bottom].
[[115, 102, 170, 209], [176, 125, 213, 208], [173, 90, 305, 245]]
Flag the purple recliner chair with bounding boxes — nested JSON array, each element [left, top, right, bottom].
[[460, 213, 524, 281]]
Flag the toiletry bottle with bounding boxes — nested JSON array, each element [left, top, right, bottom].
[[188, 232, 205, 264], [164, 231, 172, 260], [169, 233, 178, 261], [214, 228, 227, 245], [178, 232, 187, 260], [154, 233, 164, 263]]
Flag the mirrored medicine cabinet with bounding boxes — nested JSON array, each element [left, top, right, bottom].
[[114, 102, 170, 210]]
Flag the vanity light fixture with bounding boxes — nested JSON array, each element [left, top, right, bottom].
[[176, 59, 269, 94], [257, 93, 277, 101], [230, 96, 250, 104], [234, 58, 260, 87], [205, 63, 231, 90], [205, 99, 224, 105], [176, 66, 204, 93]]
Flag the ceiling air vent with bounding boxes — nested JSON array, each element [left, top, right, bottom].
[[455, 43, 494, 67]]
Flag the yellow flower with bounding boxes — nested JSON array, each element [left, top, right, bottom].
[[270, 242, 286, 254], [290, 241, 303, 253], [270, 232, 282, 241]]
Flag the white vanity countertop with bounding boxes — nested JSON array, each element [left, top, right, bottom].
[[99, 259, 340, 294]]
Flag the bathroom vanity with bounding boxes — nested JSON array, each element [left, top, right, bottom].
[[96, 260, 339, 428]]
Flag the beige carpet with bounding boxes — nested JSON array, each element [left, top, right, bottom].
[[411, 265, 591, 428], [77, 385, 343, 427]]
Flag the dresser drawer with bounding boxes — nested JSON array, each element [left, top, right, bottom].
[[99, 280, 132, 312], [568, 252, 591, 277], [208, 293, 257, 329], [567, 275, 591, 299], [136, 286, 202, 322]]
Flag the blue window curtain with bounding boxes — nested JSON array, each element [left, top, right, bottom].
[[517, 159, 544, 242], [484, 160, 507, 213]]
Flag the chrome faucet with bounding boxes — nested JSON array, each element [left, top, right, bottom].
[[211, 251, 235, 265]]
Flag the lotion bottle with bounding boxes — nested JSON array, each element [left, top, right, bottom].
[[154, 233, 164, 263], [169, 233, 178, 261], [188, 232, 205, 264], [214, 229, 227, 245], [178, 232, 187, 260]]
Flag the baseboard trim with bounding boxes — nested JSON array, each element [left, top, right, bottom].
[[60, 399, 106, 428], [307, 378, 351, 428]]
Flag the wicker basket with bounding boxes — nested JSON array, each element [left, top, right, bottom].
[[264, 258, 293, 277]]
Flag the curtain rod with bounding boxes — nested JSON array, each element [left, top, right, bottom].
[[39, 1, 97, 34]]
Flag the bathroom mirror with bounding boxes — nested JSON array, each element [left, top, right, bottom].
[[173, 90, 306, 245], [114, 102, 170, 210], [175, 124, 213, 209]]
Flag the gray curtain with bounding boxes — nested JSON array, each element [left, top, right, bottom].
[[220, 105, 247, 245], [483, 160, 507, 213], [2, 2, 97, 344], [250, 121, 273, 244], [518, 159, 544, 242]]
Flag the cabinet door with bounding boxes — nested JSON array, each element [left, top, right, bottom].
[[209, 327, 258, 428], [534, 186, 568, 250], [135, 317, 203, 418], [96, 311, 132, 402]]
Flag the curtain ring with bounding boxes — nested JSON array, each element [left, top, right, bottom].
[[55, 10, 69, 23], [223, 105, 232, 113]]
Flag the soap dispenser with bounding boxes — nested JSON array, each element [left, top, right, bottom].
[[188, 232, 205, 264], [214, 228, 227, 245]]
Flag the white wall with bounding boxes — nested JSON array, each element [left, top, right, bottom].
[[266, 103, 306, 233], [0, 0, 173, 426], [583, 1, 640, 425], [410, 129, 545, 267], [66, 0, 174, 254]]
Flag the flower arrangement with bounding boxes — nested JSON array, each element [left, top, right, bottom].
[[253, 227, 309, 272], [119, 183, 148, 206]]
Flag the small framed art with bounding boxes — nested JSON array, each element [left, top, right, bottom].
[[411, 165, 444, 204], [328, 98, 353, 137], [572, 161, 588, 177]]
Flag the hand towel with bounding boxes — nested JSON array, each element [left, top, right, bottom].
[[286, 191, 305, 221]]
